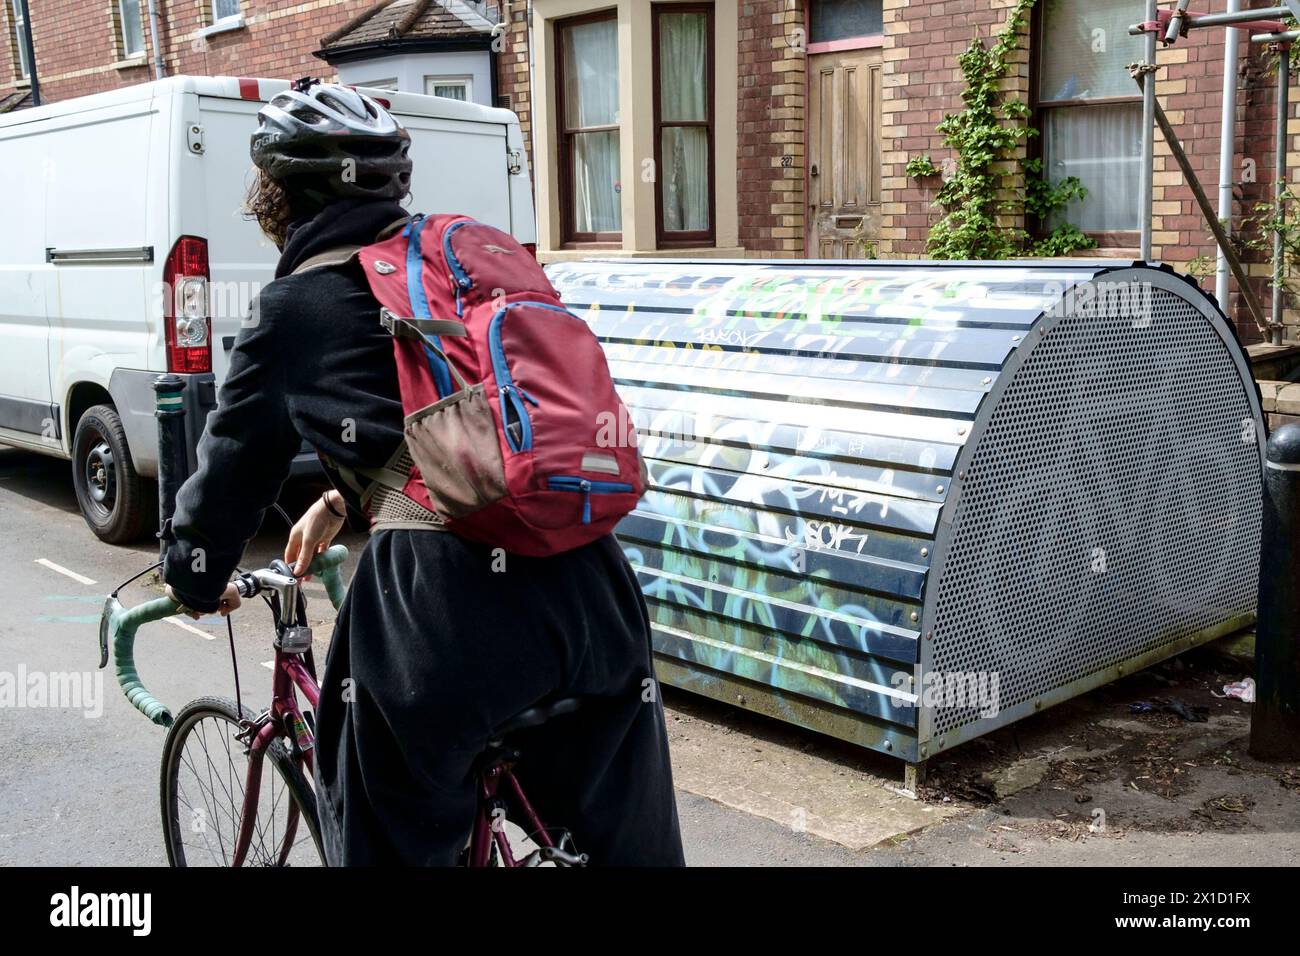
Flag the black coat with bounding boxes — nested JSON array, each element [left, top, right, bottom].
[[162, 199, 408, 608], [160, 199, 683, 864]]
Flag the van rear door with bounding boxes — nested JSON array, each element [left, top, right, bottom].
[[193, 94, 278, 385], [193, 90, 519, 384], [399, 112, 513, 230]]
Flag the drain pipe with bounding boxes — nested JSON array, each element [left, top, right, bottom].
[[1139, 0, 1158, 260], [147, 0, 166, 81], [526, 0, 536, 169], [15, 0, 39, 106], [1216, 0, 1241, 309]]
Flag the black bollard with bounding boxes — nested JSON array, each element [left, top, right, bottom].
[[153, 374, 189, 559], [1250, 421, 1300, 761]]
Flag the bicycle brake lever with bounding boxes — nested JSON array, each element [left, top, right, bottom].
[[98, 595, 120, 669], [269, 558, 296, 579]]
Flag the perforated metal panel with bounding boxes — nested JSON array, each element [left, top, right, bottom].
[[925, 279, 1263, 743], [545, 258, 1265, 763]]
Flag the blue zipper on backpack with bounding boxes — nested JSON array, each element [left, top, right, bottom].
[[405, 214, 454, 398], [488, 301, 576, 453], [488, 305, 538, 452], [442, 219, 476, 317], [547, 476, 634, 524]]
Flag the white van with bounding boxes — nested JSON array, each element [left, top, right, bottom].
[[0, 75, 535, 543]]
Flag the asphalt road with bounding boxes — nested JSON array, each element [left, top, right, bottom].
[[9, 446, 1294, 869], [0, 447, 860, 867]]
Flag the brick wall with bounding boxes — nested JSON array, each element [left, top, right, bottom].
[[1258, 379, 1300, 429], [494, 0, 531, 170], [0, 1, 374, 104], [3, 0, 1294, 345], [877, 0, 1287, 345], [879, 0, 1031, 257], [737, 0, 806, 256]]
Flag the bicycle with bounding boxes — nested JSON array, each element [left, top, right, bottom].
[[100, 544, 588, 867]]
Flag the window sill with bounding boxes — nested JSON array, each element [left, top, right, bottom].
[[1014, 249, 1139, 261], [197, 15, 245, 40], [114, 54, 149, 70], [538, 246, 745, 264]]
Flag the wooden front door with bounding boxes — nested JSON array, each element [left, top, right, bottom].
[[808, 48, 882, 258]]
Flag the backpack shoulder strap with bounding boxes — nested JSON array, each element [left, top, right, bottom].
[[288, 216, 411, 275], [290, 245, 363, 276]]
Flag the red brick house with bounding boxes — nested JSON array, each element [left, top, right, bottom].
[[1, 1, 1293, 345]]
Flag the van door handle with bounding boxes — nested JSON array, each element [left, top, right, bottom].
[[45, 246, 154, 264]]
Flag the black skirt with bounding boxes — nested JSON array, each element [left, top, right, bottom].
[[312, 529, 685, 866]]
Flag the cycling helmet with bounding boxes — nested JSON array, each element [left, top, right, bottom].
[[250, 78, 412, 203]]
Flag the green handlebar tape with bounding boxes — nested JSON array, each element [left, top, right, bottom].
[[110, 545, 349, 727], [111, 595, 181, 727], [307, 544, 349, 611]]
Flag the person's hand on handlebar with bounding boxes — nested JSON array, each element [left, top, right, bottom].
[[164, 582, 242, 620], [286, 489, 348, 577]]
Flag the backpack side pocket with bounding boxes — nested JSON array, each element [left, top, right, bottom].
[[405, 383, 508, 520]]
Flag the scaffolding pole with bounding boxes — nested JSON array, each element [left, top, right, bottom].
[[1128, 3, 1291, 343], [1274, 45, 1290, 345], [1139, 0, 1158, 261], [1217, 1, 1241, 309]]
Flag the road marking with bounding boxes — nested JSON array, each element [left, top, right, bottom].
[[34, 559, 96, 586], [261, 660, 275, 670], [164, 616, 215, 641]]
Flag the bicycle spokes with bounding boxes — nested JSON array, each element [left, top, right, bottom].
[[165, 703, 323, 867]]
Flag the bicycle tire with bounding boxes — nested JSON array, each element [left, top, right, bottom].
[[160, 696, 325, 867]]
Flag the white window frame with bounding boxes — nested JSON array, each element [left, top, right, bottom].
[[211, 0, 241, 26], [10, 0, 28, 80], [424, 75, 472, 101], [118, 0, 145, 58]]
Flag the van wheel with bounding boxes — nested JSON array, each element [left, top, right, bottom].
[[72, 404, 156, 544]]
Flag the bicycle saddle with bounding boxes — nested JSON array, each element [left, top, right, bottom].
[[490, 697, 583, 739]]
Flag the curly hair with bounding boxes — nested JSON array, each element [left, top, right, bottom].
[[242, 169, 295, 249]]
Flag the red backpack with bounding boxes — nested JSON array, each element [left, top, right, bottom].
[[310, 213, 646, 556]]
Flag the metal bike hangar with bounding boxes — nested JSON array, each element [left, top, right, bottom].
[[548, 257, 1266, 782]]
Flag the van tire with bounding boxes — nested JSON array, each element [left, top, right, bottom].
[[72, 404, 156, 544]]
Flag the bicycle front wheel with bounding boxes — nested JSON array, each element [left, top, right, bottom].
[[160, 696, 325, 867]]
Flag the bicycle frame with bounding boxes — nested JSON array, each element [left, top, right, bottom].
[[471, 753, 558, 868], [108, 545, 583, 867], [230, 646, 319, 868]]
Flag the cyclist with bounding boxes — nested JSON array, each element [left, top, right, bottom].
[[160, 80, 685, 866]]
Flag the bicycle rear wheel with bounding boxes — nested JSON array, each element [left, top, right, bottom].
[[160, 696, 325, 867]]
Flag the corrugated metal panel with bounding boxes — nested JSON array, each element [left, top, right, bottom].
[[545, 259, 1264, 763]]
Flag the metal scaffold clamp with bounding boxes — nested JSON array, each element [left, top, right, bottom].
[[1126, 60, 1160, 83]]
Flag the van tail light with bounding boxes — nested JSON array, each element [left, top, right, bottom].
[[163, 236, 212, 374], [522, 243, 538, 260]]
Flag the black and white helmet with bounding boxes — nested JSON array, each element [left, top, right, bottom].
[[250, 78, 412, 202]]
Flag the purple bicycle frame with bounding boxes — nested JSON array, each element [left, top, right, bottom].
[[226, 646, 565, 867], [231, 648, 319, 868], [469, 758, 558, 867]]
